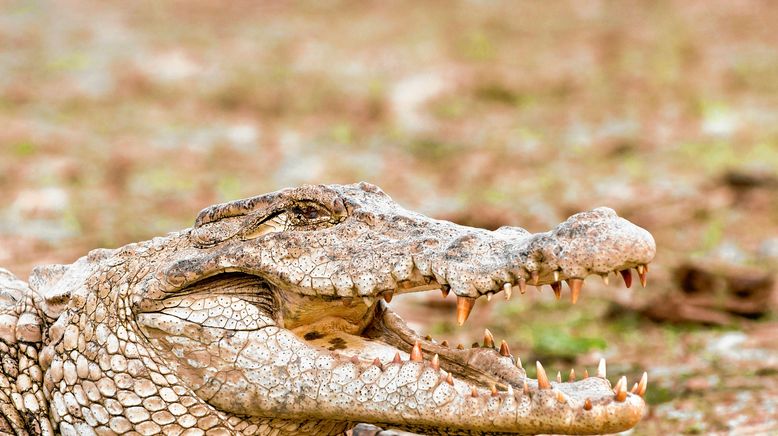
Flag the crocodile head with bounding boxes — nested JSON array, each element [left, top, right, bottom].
[[38, 182, 655, 435]]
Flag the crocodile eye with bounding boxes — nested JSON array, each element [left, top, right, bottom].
[[289, 203, 331, 227]]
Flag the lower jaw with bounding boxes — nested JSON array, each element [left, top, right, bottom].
[[362, 301, 526, 390]]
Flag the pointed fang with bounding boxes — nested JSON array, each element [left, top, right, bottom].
[[597, 358, 607, 378], [483, 329, 495, 348], [431, 354, 440, 370], [553, 270, 560, 282], [568, 278, 583, 304], [569, 368, 576, 382], [499, 340, 511, 357], [536, 361, 551, 389], [383, 292, 394, 303], [614, 376, 627, 402], [441, 286, 450, 298], [602, 274, 610, 285], [637, 372, 648, 396], [518, 277, 527, 294], [486, 292, 492, 302], [620, 269, 632, 288], [583, 399, 592, 410], [503, 282, 512, 300], [393, 352, 402, 364], [637, 265, 647, 287], [456, 296, 476, 326], [411, 341, 423, 362], [531, 270, 539, 286], [551, 282, 562, 300]]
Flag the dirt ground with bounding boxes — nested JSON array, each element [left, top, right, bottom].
[[1, 1, 777, 434]]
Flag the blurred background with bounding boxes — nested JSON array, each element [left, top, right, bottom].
[[1, 1, 777, 433]]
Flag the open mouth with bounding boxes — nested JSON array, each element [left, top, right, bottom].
[[258, 261, 650, 433], [291, 263, 651, 395]]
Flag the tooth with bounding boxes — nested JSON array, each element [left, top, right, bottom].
[[620, 269, 632, 288], [637, 265, 647, 287], [597, 358, 607, 378], [583, 369, 589, 379], [456, 344, 464, 350], [536, 361, 551, 389], [411, 341, 423, 362], [551, 282, 562, 300], [383, 292, 394, 303], [456, 296, 476, 326], [491, 384, 498, 397], [446, 373, 454, 385], [523, 380, 529, 394], [631, 382, 638, 394], [441, 286, 450, 298], [503, 282, 512, 300], [507, 385, 515, 398], [499, 340, 511, 357], [483, 329, 495, 348], [637, 372, 648, 396], [516, 356, 523, 369], [614, 376, 627, 402], [531, 270, 539, 286], [583, 398, 592, 410], [518, 277, 527, 294], [431, 354, 440, 370], [486, 292, 492, 302], [567, 278, 583, 304], [601, 274, 610, 285], [372, 358, 383, 370], [471, 387, 479, 398], [393, 352, 402, 364], [569, 368, 576, 381], [555, 389, 567, 403], [553, 270, 560, 282], [556, 371, 561, 383], [362, 297, 373, 306], [645, 264, 650, 273], [441, 340, 449, 347]]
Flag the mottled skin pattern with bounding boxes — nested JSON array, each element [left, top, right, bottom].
[[0, 182, 655, 435]]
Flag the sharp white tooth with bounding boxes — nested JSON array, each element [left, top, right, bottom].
[[486, 292, 493, 302], [553, 270, 560, 282], [602, 274, 610, 285], [503, 282, 512, 301]]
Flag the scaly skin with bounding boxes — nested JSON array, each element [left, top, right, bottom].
[[0, 182, 655, 435]]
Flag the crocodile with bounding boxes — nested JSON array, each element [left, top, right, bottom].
[[0, 182, 656, 435]]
